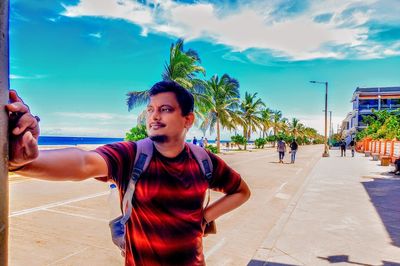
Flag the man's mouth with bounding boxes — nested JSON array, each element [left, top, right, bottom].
[[150, 123, 166, 130]]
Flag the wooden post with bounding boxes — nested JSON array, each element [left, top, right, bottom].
[[0, 0, 9, 265]]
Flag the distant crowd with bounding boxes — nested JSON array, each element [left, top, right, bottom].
[[191, 136, 208, 148]]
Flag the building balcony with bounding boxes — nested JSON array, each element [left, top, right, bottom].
[[358, 104, 378, 111], [381, 104, 400, 110]]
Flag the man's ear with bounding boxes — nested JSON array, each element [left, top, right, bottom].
[[185, 112, 195, 129]]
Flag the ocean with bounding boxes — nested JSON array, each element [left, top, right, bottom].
[[38, 136, 240, 146], [38, 136, 124, 146]]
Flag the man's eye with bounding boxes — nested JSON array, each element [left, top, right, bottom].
[[146, 108, 154, 113], [161, 107, 172, 112]]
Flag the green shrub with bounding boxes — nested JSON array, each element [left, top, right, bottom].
[[255, 138, 266, 148], [231, 135, 247, 150], [205, 145, 218, 154], [125, 125, 147, 141]]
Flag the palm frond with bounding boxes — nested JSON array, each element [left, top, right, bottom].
[[126, 90, 150, 111]]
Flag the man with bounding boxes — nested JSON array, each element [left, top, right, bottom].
[[289, 139, 298, 164], [277, 138, 286, 163], [349, 138, 356, 157], [392, 157, 400, 175], [192, 136, 197, 145], [199, 137, 204, 148], [7, 81, 250, 266], [340, 139, 347, 157]]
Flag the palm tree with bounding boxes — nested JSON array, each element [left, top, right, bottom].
[[162, 39, 205, 90], [126, 39, 206, 123], [199, 74, 241, 153], [289, 118, 304, 139], [237, 92, 265, 150], [303, 127, 319, 143], [260, 108, 273, 138], [270, 110, 283, 146]]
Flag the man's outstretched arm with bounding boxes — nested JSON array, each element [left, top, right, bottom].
[[6, 90, 108, 181], [14, 149, 108, 181]]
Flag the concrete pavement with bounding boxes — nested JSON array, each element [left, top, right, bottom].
[[251, 149, 400, 266], [9, 145, 400, 265], [9, 145, 323, 266]]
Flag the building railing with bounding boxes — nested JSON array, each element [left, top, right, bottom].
[[358, 105, 378, 111], [381, 104, 400, 109], [357, 138, 400, 163]]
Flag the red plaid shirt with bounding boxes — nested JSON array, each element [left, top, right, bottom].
[[95, 141, 241, 266]]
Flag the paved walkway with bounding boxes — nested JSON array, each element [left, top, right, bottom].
[[251, 149, 400, 266]]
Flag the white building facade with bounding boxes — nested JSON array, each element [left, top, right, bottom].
[[341, 86, 400, 143]]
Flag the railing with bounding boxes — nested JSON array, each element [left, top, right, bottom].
[[358, 138, 400, 163], [358, 104, 378, 111]]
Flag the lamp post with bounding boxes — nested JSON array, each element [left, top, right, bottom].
[[323, 110, 332, 146], [310, 80, 329, 157]]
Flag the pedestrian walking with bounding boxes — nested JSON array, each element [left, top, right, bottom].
[[289, 139, 298, 163], [199, 137, 204, 148], [192, 136, 197, 145], [7, 81, 250, 266], [204, 138, 208, 147], [349, 138, 355, 157], [277, 138, 286, 163], [340, 139, 347, 157]]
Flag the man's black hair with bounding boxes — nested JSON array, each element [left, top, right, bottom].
[[149, 81, 194, 116]]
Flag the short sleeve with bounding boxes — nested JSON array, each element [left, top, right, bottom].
[[207, 151, 242, 195], [93, 141, 136, 188]]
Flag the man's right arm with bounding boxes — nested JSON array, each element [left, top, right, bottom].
[[6, 90, 108, 181], [14, 148, 108, 181]]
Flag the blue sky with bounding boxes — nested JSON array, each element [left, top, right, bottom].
[[9, 0, 400, 139]]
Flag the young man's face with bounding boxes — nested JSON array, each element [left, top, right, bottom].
[[145, 92, 194, 143]]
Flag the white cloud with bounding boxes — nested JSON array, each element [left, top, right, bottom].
[[295, 114, 344, 135], [61, 0, 400, 61], [62, 0, 154, 26], [41, 126, 127, 137], [47, 17, 60, 22], [88, 32, 102, 38], [10, 74, 47, 79], [55, 112, 136, 121], [41, 112, 138, 137]]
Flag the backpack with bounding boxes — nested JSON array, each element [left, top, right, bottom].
[[109, 137, 213, 254]]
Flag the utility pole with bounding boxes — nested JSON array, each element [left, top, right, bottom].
[[0, 0, 9, 265], [310, 80, 329, 157]]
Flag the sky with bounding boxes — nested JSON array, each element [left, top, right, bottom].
[[9, 0, 400, 139]]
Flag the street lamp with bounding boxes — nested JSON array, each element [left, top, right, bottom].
[[322, 110, 332, 146], [310, 80, 329, 157]]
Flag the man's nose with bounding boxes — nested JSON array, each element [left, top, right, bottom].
[[150, 109, 161, 121]]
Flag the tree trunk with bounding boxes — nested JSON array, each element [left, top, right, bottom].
[[0, 1, 9, 264], [243, 127, 247, 150], [216, 118, 220, 153]]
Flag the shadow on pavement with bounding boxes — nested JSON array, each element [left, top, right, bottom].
[[362, 177, 400, 247], [247, 260, 299, 266], [317, 255, 377, 265], [317, 255, 400, 265], [382, 261, 400, 266]]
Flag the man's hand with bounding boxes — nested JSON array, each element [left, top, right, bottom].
[[6, 90, 40, 170]]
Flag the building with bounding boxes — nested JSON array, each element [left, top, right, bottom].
[[341, 86, 400, 142]]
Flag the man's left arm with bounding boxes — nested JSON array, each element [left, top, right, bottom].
[[203, 179, 250, 223]]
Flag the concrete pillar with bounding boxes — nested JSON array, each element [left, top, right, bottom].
[[0, 0, 9, 265]]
